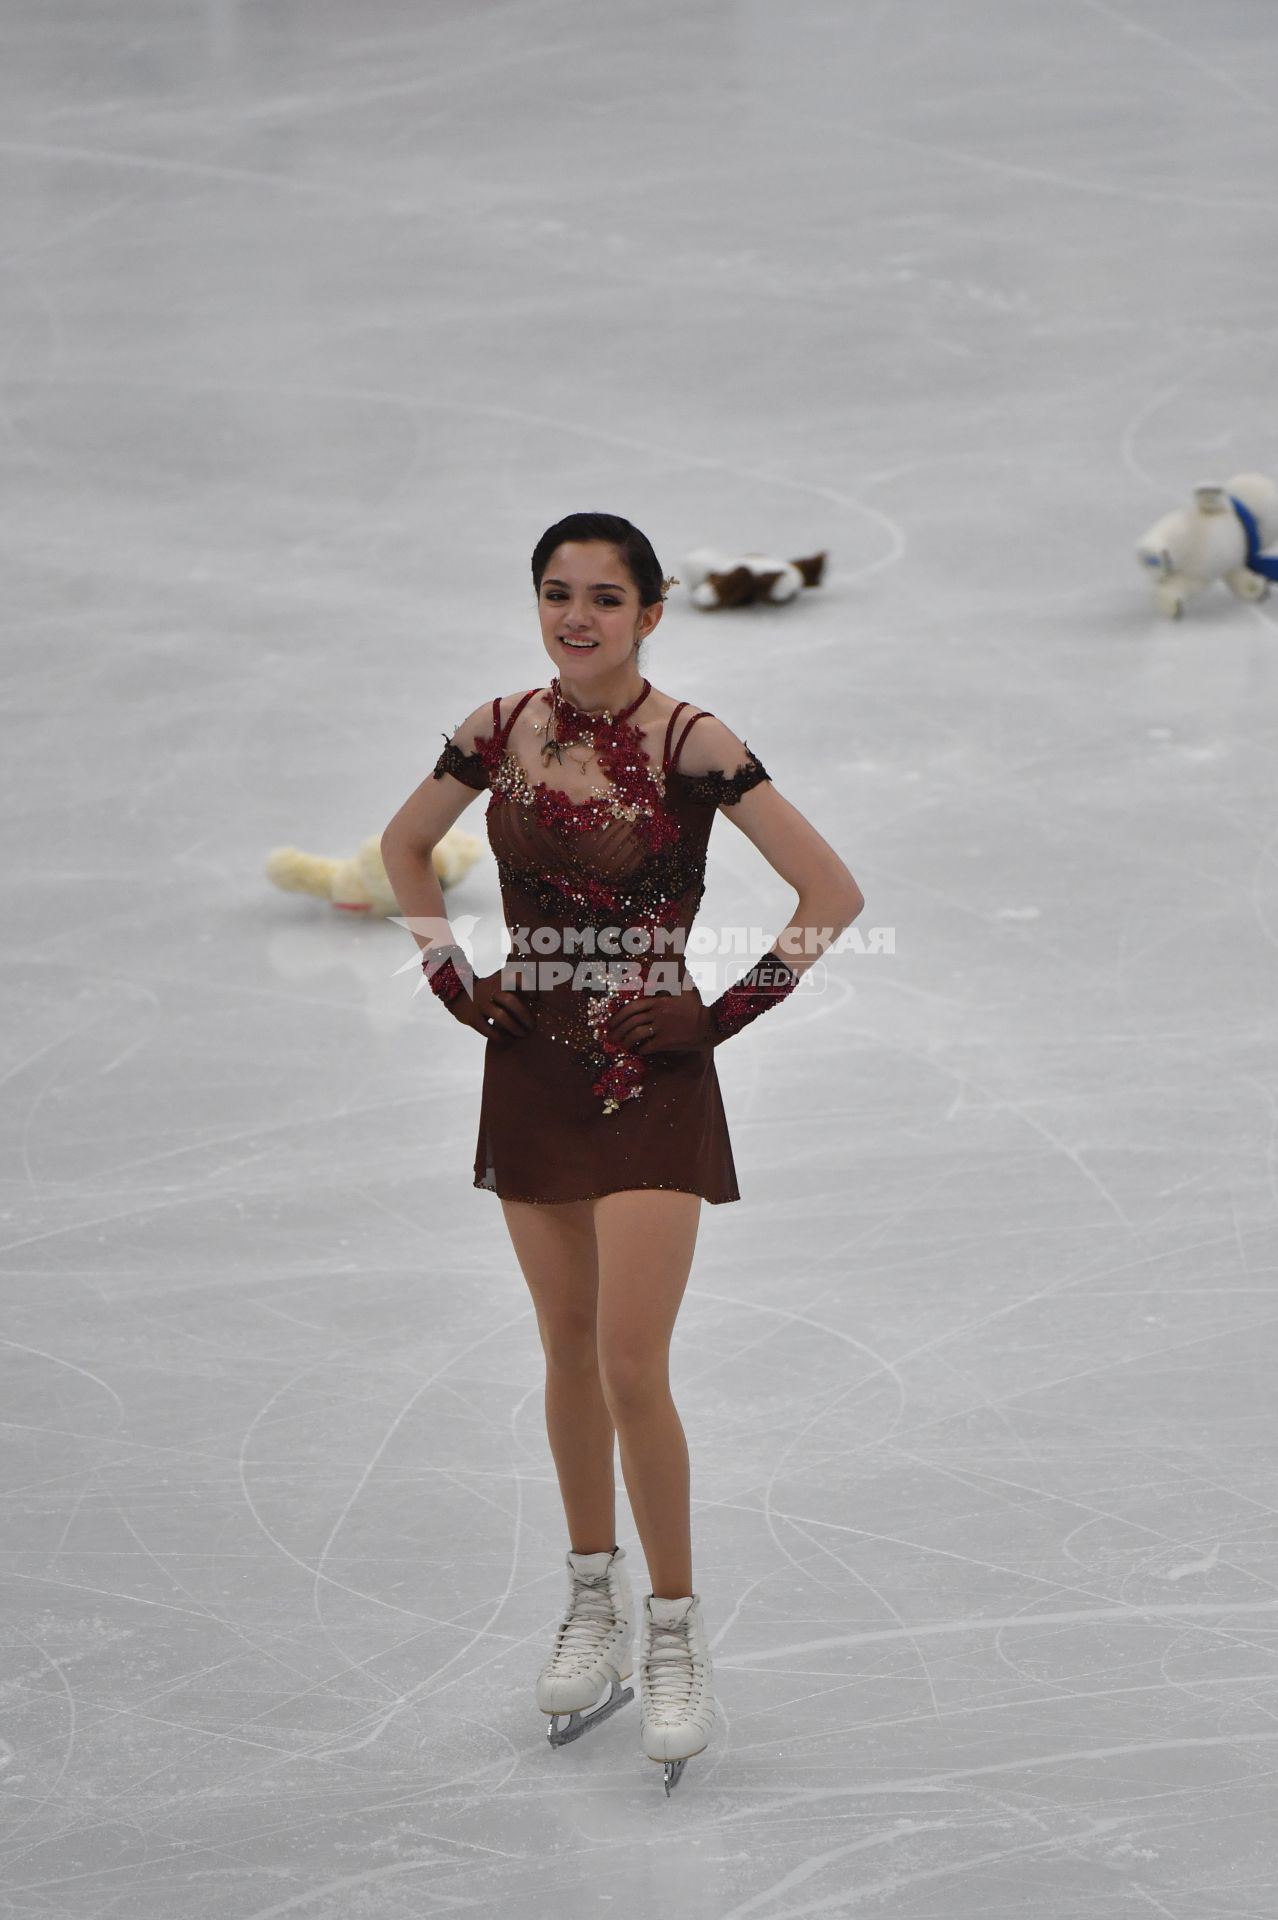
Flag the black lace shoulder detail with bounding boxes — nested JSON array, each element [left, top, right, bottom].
[[678, 745, 770, 809], [431, 734, 489, 792]]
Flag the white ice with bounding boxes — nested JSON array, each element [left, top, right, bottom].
[[3, 0, 1278, 1914]]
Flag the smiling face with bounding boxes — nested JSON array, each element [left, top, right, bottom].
[[536, 541, 662, 688]]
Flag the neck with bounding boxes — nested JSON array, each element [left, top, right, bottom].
[[556, 660, 645, 717]]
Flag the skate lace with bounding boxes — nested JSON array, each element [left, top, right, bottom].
[[644, 1617, 695, 1711], [553, 1573, 616, 1665]]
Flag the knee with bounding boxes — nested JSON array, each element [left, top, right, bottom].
[[598, 1347, 669, 1415], [541, 1318, 599, 1374]]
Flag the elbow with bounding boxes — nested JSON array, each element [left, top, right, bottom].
[[798, 871, 864, 936], [829, 867, 864, 927], [382, 826, 439, 865], [838, 890, 865, 935], [380, 825, 416, 864]]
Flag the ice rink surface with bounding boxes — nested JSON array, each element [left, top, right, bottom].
[[3, 0, 1278, 1913]]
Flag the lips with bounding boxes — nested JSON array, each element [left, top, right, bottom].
[[559, 635, 598, 649]]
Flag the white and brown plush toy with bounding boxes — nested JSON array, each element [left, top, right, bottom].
[[265, 826, 484, 918], [681, 546, 827, 609], [1136, 473, 1278, 618]]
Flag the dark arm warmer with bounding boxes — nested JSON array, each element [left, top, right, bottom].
[[707, 948, 799, 1043], [422, 942, 468, 1008]]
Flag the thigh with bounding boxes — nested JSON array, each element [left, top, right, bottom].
[[593, 1189, 702, 1372], [500, 1196, 600, 1344]]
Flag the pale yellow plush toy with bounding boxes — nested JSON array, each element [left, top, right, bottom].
[[264, 826, 484, 917]]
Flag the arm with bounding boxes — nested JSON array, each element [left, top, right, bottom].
[[380, 702, 533, 1041], [380, 701, 492, 963], [681, 717, 865, 985], [606, 719, 864, 1055]]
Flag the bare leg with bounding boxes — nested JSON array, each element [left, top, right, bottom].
[[593, 1189, 701, 1600], [500, 1196, 617, 1553]]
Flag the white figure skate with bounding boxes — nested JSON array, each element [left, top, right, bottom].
[[536, 1546, 635, 1748], [639, 1593, 716, 1794]]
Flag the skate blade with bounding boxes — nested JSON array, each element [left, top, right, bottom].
[[544, 1676, 634, 1748], [644, 1743, 706, 1794]]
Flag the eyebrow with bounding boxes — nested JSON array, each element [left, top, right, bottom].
[[543, 577, 628, 592]]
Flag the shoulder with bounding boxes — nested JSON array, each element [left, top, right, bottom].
[[452, 689, 546, 742], [667, 709, 773, 809], [672, 712, 752, 779], [494, 686, 549, 729], [641, 690, 735, 770]]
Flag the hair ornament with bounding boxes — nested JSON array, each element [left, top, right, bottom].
[[661, 574, 680, 598]]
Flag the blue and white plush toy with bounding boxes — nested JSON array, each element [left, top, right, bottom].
[[1136, 472, 1278, 618]]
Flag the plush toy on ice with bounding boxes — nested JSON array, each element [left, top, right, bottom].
[[681, 546, 827, 609], [1136, 473, 1278, 618], [265, 827, 483, 918]]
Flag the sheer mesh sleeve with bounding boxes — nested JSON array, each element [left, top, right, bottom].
[[680, 745, 771, 808], [673, 715, 772, 809], [431, 701, 494, 792]]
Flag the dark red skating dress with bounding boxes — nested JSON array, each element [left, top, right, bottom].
[[431, 685, 772, 1206]]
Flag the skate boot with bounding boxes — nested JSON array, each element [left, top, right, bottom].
[[639, 1592, 716, 1794], [536, 1545, 635, 1748]]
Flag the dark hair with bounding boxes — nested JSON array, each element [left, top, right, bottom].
[[531, 511, 665, 610]]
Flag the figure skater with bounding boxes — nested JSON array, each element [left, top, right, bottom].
[[380, 512, 863, 1792]]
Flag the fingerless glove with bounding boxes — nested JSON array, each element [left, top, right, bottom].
[[422, 942, 468, 1009], [708, 948, 799, 1043]]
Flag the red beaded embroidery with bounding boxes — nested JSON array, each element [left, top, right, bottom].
[[489, 686, 686, 1111], [490, 684, 683, 860], [430, 687, 774, 1114], [423, 949, 466, 1007], [709, 950, 798, 1041]]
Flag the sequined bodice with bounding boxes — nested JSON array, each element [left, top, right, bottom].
[[432, 686, 770, 1114]]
